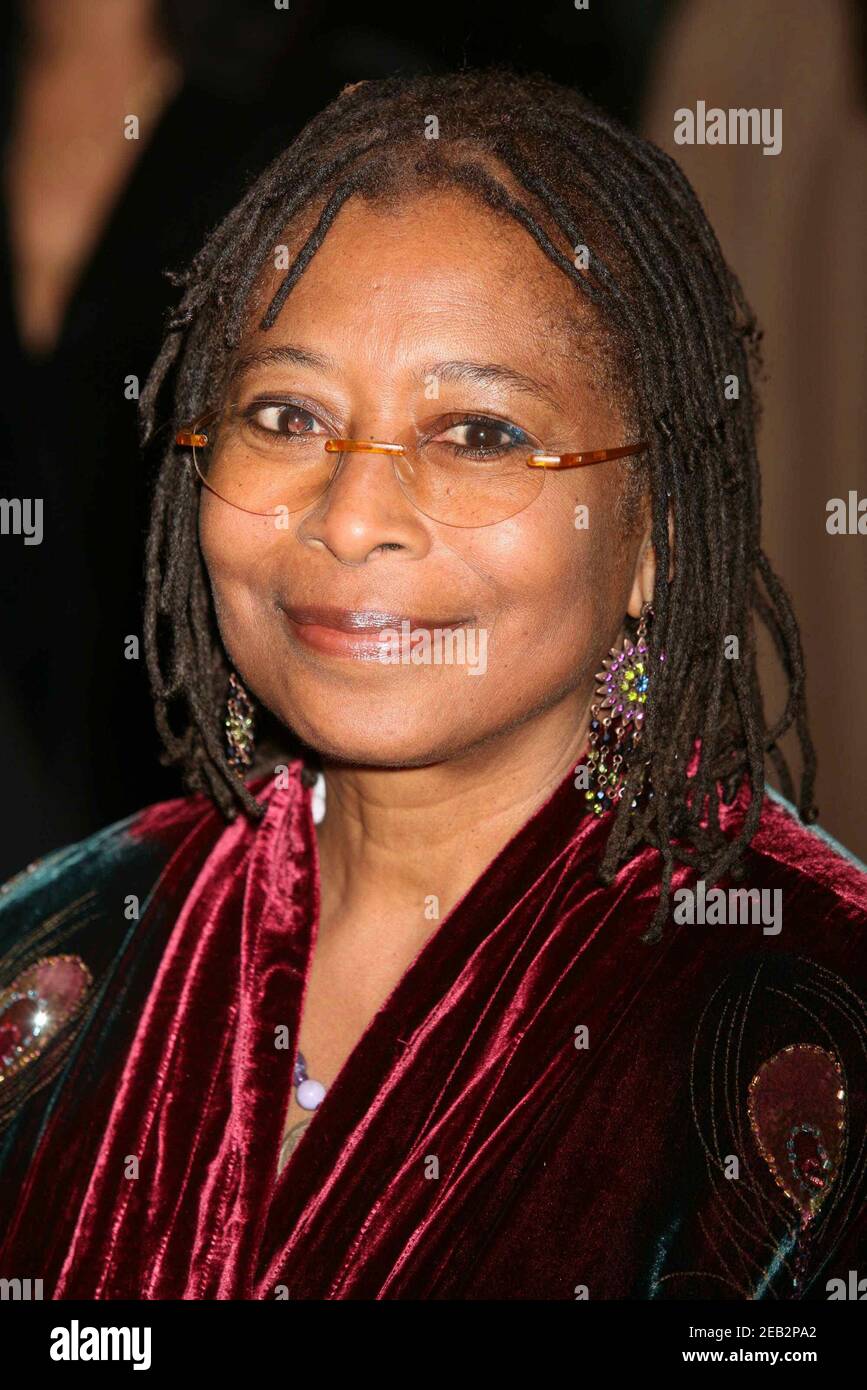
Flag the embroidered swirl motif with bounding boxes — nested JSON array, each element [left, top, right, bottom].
[[747, 1043, 846, 1220], [651, 957, 866, 1300]]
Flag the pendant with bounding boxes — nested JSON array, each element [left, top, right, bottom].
[[277, 1117, 312, 1176]]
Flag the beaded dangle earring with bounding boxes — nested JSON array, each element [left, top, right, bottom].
[[585, 602, 656, 818], [225, 671, 255, 773]]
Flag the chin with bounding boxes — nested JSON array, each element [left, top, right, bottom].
[[283, 716, 464, 770], [267, 690, 485, 769], [257, 664, 486, 763]]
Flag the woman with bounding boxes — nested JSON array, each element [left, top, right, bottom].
[[0, 69, 864, 1300]]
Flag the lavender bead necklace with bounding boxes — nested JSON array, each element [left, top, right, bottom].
[[292, 1050, 326, 1112], [278, 773, 328, 1175]]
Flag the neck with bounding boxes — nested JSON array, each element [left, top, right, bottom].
[[314, 699, 590, 942]]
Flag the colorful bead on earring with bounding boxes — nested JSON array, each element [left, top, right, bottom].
[[585, 601, 657, 817]]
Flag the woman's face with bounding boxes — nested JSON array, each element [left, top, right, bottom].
[[199, 188, 654, 768]]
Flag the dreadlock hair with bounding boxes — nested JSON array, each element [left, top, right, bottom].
[[139, 67, 818, 942]]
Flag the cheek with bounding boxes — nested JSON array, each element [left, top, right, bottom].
[[458, 482, 625, 672], [198, 497, 277, 635]]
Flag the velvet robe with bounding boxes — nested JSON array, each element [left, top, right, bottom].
[[0, 760, 865, 1299]]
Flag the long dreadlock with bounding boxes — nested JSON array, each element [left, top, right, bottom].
[[138, 68, 817, 941]]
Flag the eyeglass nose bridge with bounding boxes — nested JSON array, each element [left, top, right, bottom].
[[322, 437, 419, 495], [324, 438, 406, 458]]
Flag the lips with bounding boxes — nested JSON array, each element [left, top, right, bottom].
[[283, 604, 469, 632], [280, 602, 473, 660]]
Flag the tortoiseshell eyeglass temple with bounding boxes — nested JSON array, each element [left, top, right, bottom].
[[176, 427, 209, 448], [526, 442, 649, 469]]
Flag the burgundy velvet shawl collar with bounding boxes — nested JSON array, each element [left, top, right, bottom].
[[1, 758, 865, 1299], [13, 759, 621, 1297]]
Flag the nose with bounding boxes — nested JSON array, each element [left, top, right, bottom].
[[298, 439, 431, 565]]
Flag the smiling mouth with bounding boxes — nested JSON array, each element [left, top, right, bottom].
[[279, 603, 474, 660]]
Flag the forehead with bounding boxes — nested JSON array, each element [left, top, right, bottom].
[[237, 188, 602, 372]]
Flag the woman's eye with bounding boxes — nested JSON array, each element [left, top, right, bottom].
[[250, 403, 325, 436], [437, 420, 525, 453]]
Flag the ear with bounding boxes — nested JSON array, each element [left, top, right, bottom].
[[626, 499, 674, 619]]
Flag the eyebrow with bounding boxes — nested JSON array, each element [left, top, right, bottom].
[[422, 360, 560, 410], [227, 345, 560, 410], [227, 343, 338, 383]]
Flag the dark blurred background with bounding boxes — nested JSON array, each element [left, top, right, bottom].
[[0, 0, 863, 877]]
